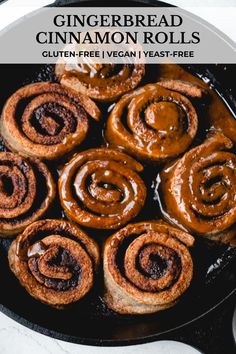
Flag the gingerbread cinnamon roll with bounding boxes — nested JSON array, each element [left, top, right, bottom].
[[0, 152, 55, 237], [105, 83, 198, 163], [8, 219, 99, 307], [0, 82, 100, 160], [160, 132, 236, 240], [59, 148, 146, 229], [103, 221, 194, 314], [56, 63, 145, 102]]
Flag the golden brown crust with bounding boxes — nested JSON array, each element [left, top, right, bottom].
[[58, 148, 146, 230], [105, 83, 198, 163], [158, 79, 209, 99], [103, 221, 194, 314], [0, 82, 101, 160], [8, 219, 99, 307], [56, 63, 145, 102], [160, 132, 236, 241], [0, 152, 55, 237]]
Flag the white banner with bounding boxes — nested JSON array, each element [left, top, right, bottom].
[[0, 7, 235, 64]]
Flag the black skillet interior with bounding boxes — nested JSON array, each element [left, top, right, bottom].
[[0, 0, 236, 346]]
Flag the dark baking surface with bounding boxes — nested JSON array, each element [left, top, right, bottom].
[[162, 293, 236, 354], [0, 0, 235, 349]]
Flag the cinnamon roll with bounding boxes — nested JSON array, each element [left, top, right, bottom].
[[56, 63, 145, 102], [103, 221, 194, 314], [0, 82, 100, 160], [105, 83, 198, 163], [160, 132, 236, 241], [8, 219, 99, 307], [59, 148, 146, 229], [156, 63, 236, 144], [0, 152, 55, 237]]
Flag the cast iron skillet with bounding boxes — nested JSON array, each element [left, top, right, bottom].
[[0, 0, 235, 346]]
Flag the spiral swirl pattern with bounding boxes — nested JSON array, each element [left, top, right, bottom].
[[160, 132, 236, 239], [59, 148, 147, 229], [105, 83, 198, 162], [103, 221, 194, 314], [56, 63, 145, 102], [8, 219, 99, 307], [0, 82, 100, 160], [0, 152, 55, 237]]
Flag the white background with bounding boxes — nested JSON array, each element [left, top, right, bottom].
[[0, 1, 235, 353]]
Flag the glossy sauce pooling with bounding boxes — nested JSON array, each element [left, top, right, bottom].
[[105, 82, 198, 162], [58, 148, 147, 229], [156, 64, 236, 143]]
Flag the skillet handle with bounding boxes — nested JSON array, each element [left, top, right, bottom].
[[161, 294, 236, 354]]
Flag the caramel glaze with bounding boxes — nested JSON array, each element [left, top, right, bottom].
[[58, 148, 147, 230], [103, 220, 194, 314], [105, 82, 198, 163], [106, 64, 236, 165], [159, 132, 236, 243], [9, 219, 99, 307], [154, 65, 236, 244], [156, 64, 236, 143], [1, 63, 235, 315]]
